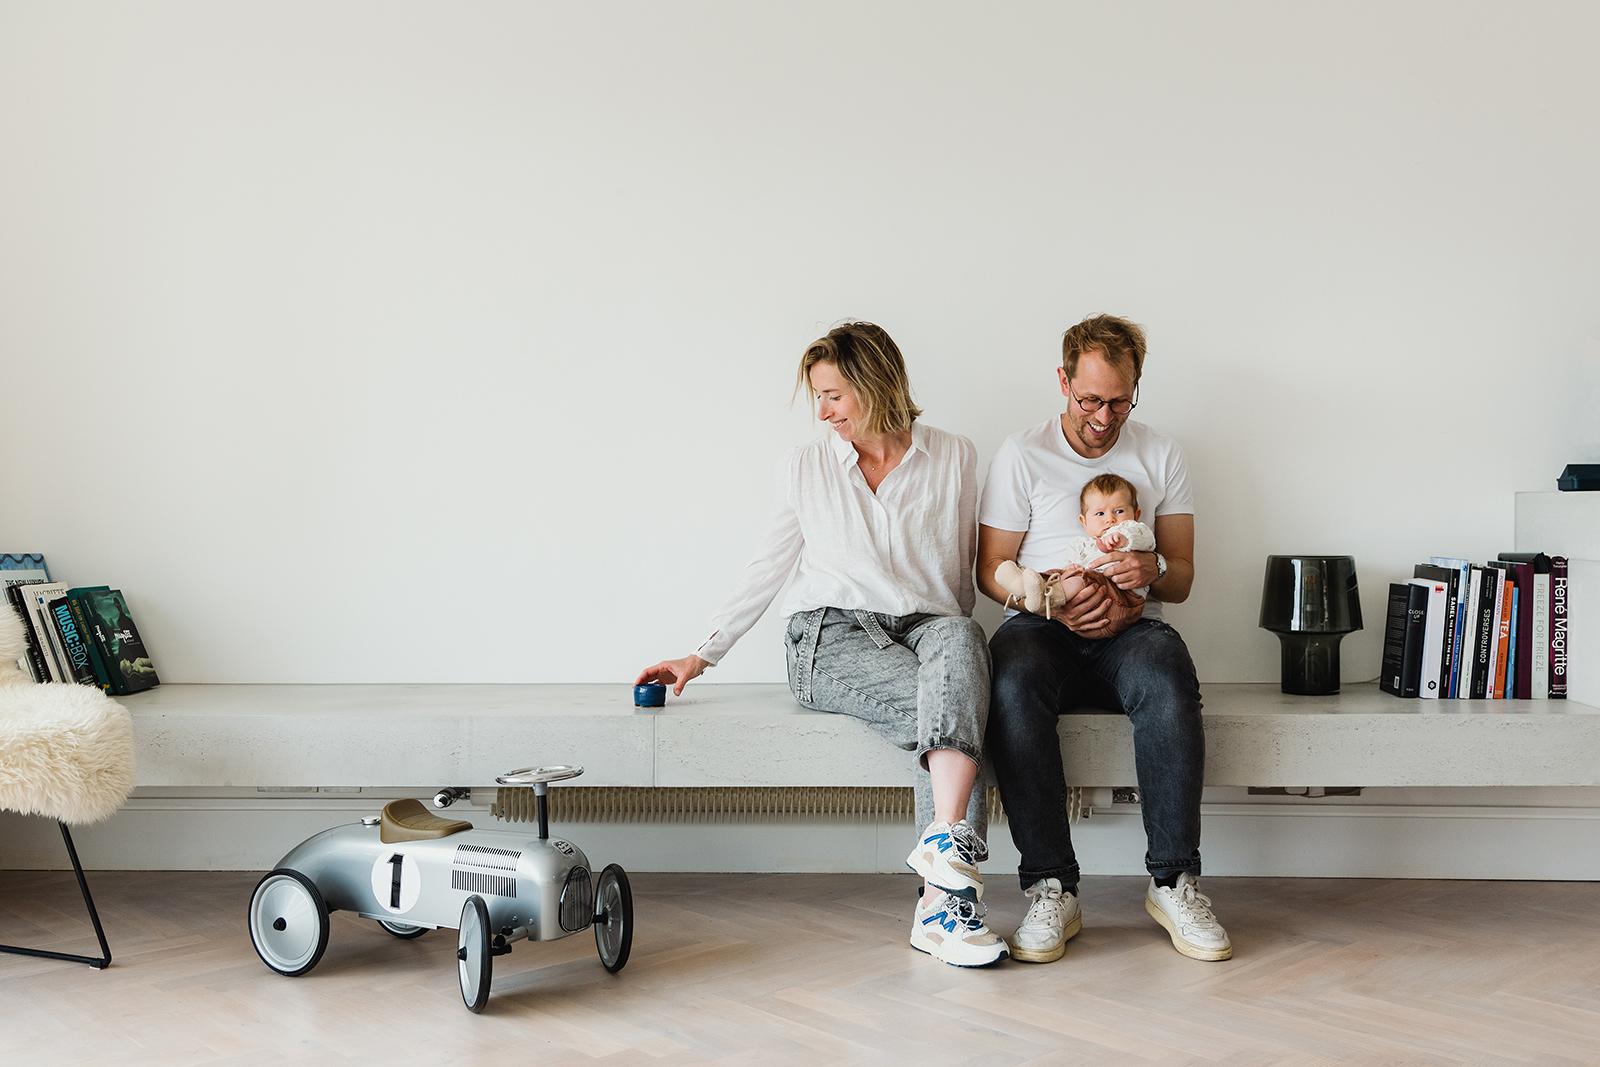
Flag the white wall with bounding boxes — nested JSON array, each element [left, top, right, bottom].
[[2, 1, 1596, 684]]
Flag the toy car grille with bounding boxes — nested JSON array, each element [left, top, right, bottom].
[[452, 869, 517, 899], [453, 844, 520, 871], [559, 866, 593, 932]]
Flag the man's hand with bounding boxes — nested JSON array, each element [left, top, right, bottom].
[[1088, 550, 1159, 592], [1052, 570, 1144, 637]]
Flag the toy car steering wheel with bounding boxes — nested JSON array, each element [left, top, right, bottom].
[[496, 765, 584, 786]]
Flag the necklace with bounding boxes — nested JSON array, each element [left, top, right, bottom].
[[856, 433, 910, 474]]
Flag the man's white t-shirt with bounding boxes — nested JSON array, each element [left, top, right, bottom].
[[979, 417, 1195, 621]]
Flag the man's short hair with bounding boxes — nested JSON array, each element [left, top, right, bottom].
[[797, 321, 923, 436], [1062, 314, 1147, 388], [1080, 473, 1139, 512]]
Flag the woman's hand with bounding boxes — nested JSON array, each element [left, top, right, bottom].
[[1088, 550, 1159, 591], [635, 655, 710, 696]]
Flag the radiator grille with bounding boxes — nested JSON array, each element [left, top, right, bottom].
[[454, 843, 520, 870], [559, 866, 593, 932], [489, 786, 1084, 826], [451, 869, 517, 898]]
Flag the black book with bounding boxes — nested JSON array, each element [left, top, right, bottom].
[[1551, 556, 1569, 699], [1413, 564, 1460, 697], [47, 596, 100, 687], [78, 588, 160, 695], [66, 587, 115, 693], [1380, 582, 1430, 697], [1469, 565, 1497, 699]]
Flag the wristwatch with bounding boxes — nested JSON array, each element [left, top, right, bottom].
[[1154, 552, 1168, 580]]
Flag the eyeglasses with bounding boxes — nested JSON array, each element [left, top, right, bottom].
[[1068, 380, 1137, 416]]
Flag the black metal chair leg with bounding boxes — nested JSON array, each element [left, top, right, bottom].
[[0, 821, 112, 969]]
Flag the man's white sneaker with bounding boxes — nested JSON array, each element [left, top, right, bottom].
[[909, 891, 1009, 968], [1144, 872, 1232, 961], [905, 820, 985, 900], [1009, 877, 1082, 963]]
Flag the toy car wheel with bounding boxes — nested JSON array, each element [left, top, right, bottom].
[[248, 868, 330, 977], [378, 920, 428, 939], [593, 863, 633, 973], [457, 895, 492, 1013]]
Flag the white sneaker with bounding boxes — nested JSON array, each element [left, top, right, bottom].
[[909, 891, 1008, 968], [905, 820, 985, 900], [1009, 877, 1082, 963], [1144, 872, 1232, 961]]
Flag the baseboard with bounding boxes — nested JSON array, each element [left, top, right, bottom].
[[4, 789, 1599, 879]]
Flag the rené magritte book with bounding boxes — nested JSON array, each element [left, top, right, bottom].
[[1383, 552, 1568, 699], [1, 553, 161, 694]]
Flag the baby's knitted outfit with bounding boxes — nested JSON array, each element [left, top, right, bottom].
[[1062, 520, 1158, 599]]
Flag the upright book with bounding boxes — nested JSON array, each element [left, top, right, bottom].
[[1413, 564, 1461, 697], [1407, 578, 1449, 699], [1550, 556, 1569, 699], [1500, 553, 1553, 700], [79, 588, 160, 695], [21, 582, 71, 682], [1468, 565, 1497, 699], [5, 578, 51, 681], [1456, 564, 1484, 699], [1489, 559, 1534, 698], [1430, 557, 1474, 697], [48, 596, 99, 687], [65, 586, 114, 693], [1484, 572, 1510, 698], [1380, 582, 1430, 698]]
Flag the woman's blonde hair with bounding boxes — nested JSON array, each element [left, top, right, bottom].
[[796, 322, 922, 436]]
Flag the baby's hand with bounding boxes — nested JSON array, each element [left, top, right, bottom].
[[1098, 531, 1128, 552]]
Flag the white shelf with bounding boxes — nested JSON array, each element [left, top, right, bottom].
[[121, 681, 1600, 791]]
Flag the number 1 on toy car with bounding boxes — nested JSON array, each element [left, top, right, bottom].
[[370, 850, 421, 913]]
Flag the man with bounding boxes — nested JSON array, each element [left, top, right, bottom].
[[977, 314, 1230, 963]]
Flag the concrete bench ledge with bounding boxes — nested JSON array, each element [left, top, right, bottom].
[[127, 682, 1600, 790]]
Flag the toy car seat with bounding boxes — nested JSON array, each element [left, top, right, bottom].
[[380, 798, 471, 843]]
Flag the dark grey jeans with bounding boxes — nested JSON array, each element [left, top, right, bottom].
[[784, 608, 990, 842], [987, 612, 1204, 890]]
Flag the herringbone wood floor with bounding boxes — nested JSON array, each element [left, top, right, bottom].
[[2, 871, 1597, 1065]]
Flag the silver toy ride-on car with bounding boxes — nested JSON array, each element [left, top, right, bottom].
[[247, 765, 631, 1012]]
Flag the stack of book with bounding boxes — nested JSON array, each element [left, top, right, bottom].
[[1380, 553, 1568, 700], [2, 553, 161, 696]]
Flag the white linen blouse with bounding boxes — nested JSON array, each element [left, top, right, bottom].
[[693, 422, 977, 665]]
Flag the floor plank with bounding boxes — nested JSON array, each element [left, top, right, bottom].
[[2, 871, 1598, 1064]]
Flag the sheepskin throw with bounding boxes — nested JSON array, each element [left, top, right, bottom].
[[0, 609, 134, 823], [0, 683, 134, 824]]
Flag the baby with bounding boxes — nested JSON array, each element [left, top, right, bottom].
[[996, 473, 1157, 618]]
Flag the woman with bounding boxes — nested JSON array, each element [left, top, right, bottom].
[[636, 322, 1005, 968]]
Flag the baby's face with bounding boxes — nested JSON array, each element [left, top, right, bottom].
[[1079, 489, 1140, 538]]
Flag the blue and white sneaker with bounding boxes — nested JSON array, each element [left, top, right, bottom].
[[910, 891, 1008, 967], [905, 819, 985, 900]]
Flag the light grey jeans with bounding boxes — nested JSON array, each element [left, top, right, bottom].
[[783, 607, 991, 846]]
